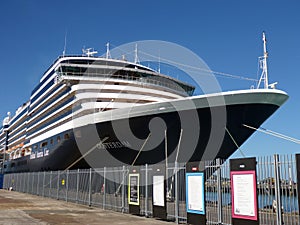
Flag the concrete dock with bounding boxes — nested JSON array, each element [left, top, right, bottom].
[[0, 189, 171, 225]]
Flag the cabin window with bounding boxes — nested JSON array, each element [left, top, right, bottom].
[[33, 145, 38, 150], [64, 133, 70, 140], [50, 139, 54, 145], [57, 136, 61, 143], [41, 142, 48, 147]]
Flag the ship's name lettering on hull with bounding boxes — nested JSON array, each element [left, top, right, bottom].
[[97, 141, 131, 150]]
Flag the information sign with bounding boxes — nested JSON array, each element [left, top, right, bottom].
[[186, 172, 205, 215]]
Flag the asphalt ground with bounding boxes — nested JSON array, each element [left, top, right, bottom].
[[0, 189, 172, 225]]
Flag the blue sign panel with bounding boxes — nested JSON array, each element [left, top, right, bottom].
[[0, 174, 3, 189], [186, 172, 205, 215]]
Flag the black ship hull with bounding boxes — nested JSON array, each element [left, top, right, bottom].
[[3, 90, 288, 173]]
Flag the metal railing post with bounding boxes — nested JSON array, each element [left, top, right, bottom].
[[49, 171, 52, 197], [103, 167, 106, 209], [27, 173, 30, 193], [274, 154, 283, 225], [76, 169, 80, 203], [22, 173, 26, 193], [66, 170, 69, 202], [216, 158, 223, 225], [175, 162, 179, 224], [42, 171, 45, 197], [88, 168, 92, 206], [31, 172, 34, 194], [121, 165, 125, 213], [57, 171, 60, 200], [37, 172, 40, 195], [145, 164, 148, 217]]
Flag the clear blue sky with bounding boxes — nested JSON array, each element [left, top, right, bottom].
[[0, 1, 299, 158]]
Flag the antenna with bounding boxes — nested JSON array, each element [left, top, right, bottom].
[[63, 30, 67, 57], [106, 42, 111, 59], [257, 31, 269, 89], [82, 48, 98, 57], [158, 50, 161, 73], [134, 43, 139, 64]]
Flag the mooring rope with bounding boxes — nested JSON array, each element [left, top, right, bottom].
[[243, 124, 300, 144], [225, 127, 246, 158]]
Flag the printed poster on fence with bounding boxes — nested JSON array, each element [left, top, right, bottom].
[[153, 175, 165, 207], [128, 173, 139, 205], [231, 170, 258, 220], [186, 172, 205, 215]]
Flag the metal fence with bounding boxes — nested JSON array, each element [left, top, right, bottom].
[[3, 154, 299, 225]]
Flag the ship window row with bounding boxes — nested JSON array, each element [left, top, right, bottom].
[[9, 105, 28, 126], [32, 132, 71, 152], [27, 110, 72, 137], [39, 57, 95, 84], [76, 87, 180, 100], [58, 66, 194, 96], [7, 130, 26, 144], [8, 117, 27, 133], [28, 93, 74, 126], [27, 114, 73, 141], [7, 121, 27, 137], [27, 104, 73, 136], [31, 70, 55, 96], [29, 85, 69, 114], [31, 79, 55, 104], [66, 76, 192, 98], [61, 59, 95, 65], [30, 87, 68, 117], [61, 59, 136, 68], [69, 76, 190, 98], [60, 59, 153, 71], [28, 96, 74, 129]]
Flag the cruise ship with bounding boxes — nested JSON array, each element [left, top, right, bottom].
[[0, 37, 288, 173]]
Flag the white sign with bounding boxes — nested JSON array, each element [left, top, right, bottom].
[[186, 172, 205, 214], [128, 174, 139, 205], [153, 175, 165, 207], [231, 171, 257, 220]]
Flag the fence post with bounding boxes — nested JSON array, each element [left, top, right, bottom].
[[42, 171, 45, 197], [49, 171, 52, 197], [37, 172, 40, 195], [31, 173, 34, 194], [66, 170, 69, 202], [175, 162, 179, 224], [274, 154, 283, 225], [22, 173, 26, 192], [103, 167, 106, 209], [57, 171, 60, 200], [88, 168, 92, 206], [216, 158, 223, 225], [122, 165, 126, 213], [76, 169, 80, 203], [27, 174, 29, 193], [145, 164, 148, 217]]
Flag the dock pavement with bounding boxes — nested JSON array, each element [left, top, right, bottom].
[[0, 189, 171, 225]]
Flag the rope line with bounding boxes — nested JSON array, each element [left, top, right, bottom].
[[225, 127, 246, 158], [243, 124, 300, 144]]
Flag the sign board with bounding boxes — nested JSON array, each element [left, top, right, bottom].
[[230, 157, 258, 225], [186, 172, 205, 215], [128, 173, 139, 205], [296, 154, 300, 215], [153, 175, 165, 207], [152, 165, 167, 220], [231, 170, 258, 220], [0, 174, 3, 189]]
